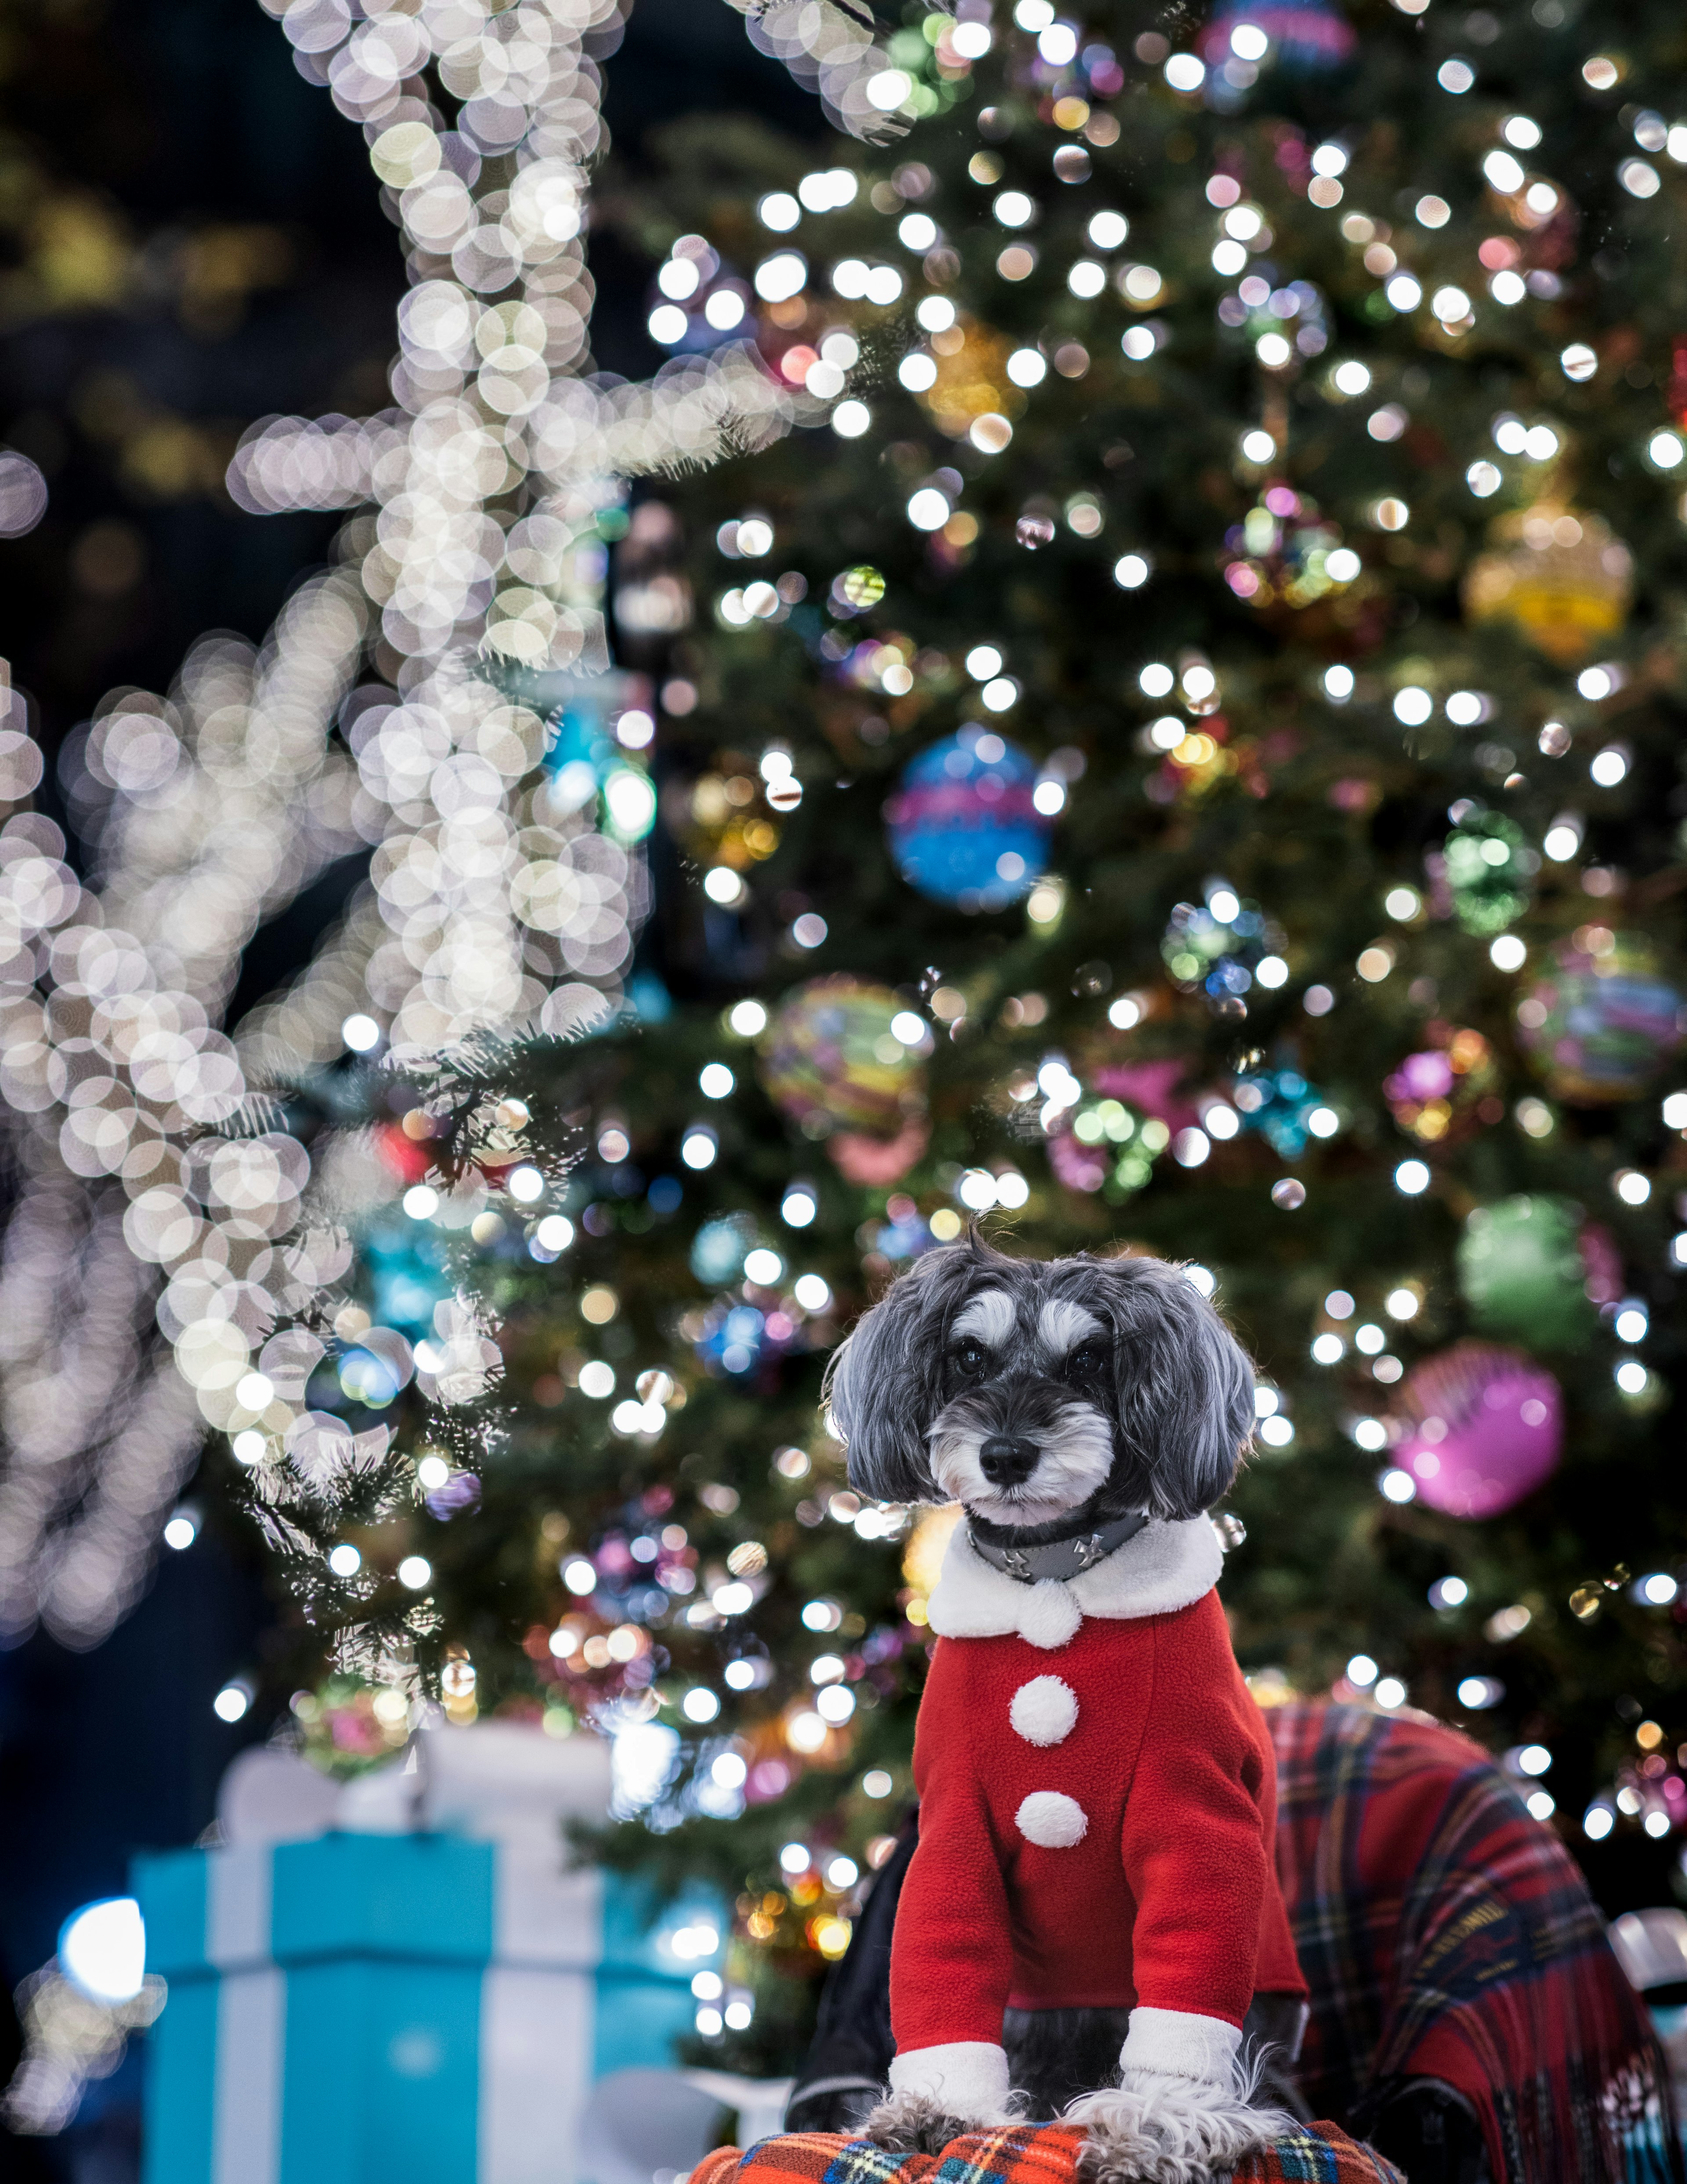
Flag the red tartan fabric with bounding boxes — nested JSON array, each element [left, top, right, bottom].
[[689, 2118, 1401, 2184], [1268, 1701, 1679, 2184]]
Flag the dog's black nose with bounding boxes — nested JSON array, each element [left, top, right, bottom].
[[978, 1435, 1039, 1487]]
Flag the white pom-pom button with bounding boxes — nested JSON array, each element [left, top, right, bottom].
[[1010, 1675, 1078, 1747], [1016, 1791, 1088, 1848]]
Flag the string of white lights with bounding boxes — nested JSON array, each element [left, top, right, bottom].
[[0, 0, 905, 1645]]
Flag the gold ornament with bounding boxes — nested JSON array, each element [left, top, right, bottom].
[[1462, 501, 1632, 664], [916, 315, 1024, 439]]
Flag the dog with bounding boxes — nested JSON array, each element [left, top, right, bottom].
[[822, 1235, 1307, 2184]]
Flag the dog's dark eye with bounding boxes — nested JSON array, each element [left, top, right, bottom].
[[1066, 1340, 1107, 1380], [952, 1337, 991, 1379]]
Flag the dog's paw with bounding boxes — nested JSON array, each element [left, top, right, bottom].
[[1068, 2076, 1291, 2184], [859, 2091, 987, 2155]]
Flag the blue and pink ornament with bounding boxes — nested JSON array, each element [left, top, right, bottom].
[[886, 729, 1050, 911], [1517, 932, 1686, 1104], [1391, 1342, 1562, 1519]]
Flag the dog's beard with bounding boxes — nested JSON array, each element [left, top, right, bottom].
[[929, 1395, 1116, 1528]]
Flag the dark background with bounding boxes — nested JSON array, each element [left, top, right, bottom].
[[0, 4, 821, 2175]]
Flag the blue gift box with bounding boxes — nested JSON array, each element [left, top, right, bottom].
[[134, 1828, 726, 2184]]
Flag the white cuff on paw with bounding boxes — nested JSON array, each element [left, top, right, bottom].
[[888, 2041, 1011, 2116], [1118, 2007, 1242, 2090]]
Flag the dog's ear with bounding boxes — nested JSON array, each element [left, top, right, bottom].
[[1085, 1254, 1255, 1519], [823, 1242, 994, 1503]]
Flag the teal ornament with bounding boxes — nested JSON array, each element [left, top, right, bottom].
[[690, 1215, 755, 1287], [1232, 1066, 1325, 1157]]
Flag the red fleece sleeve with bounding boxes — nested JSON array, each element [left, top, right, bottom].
[[1120, 1595, 1269, 2029], [889, 1637, 1014, 2054]]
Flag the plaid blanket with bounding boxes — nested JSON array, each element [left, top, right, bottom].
[[690, 2119, 1402, 2184], [1269, 1701, 1680, 2184]]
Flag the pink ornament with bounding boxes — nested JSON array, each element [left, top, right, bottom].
[[1048, 1128, 1109, 1194], [1393, 1342, 1562, 1519], [1091, 1059, 1199, 1129]]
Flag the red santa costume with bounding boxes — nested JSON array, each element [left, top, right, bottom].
[[887, 1512, 1306, 2122]]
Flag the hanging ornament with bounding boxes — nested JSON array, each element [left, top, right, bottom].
[[1383, 1027, 1495, 1142], [1161, 883, 1285, 1016], [1232, 1064, 1327, 1156], [885, 729, 1050, 911], [1391, 1342, 1562, 1519], [1517, 931, 1687, 1103], [1200, 0, 1357, 73], [1442, 808, 1534, 936], [690, 1214, 757, 1287], [1457, 1194, 1609, 1350], [1049, 1097, 1167, 1198], [1462, 503, 1633, 666], [760, 976, 928, 1151], [1221, 487, 1365, 619]]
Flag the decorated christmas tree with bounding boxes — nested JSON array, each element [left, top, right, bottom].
[[254, 0, 1687, 2075]]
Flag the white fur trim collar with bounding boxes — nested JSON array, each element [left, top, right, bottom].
[[926, 1515, 1222, 1650]]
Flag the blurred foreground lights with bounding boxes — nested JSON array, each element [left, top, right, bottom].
[[1458, 1676, 1504, 1709], [1386, 1287, 1420, 1320], [1525, 1790, 1557, 1822], [563, 1557, 598, 1595], [1374, 1677, 1407, 1709], [1639, 1572, 1678, 1605], [782, 1184, 819, 1227], [1108, 995, 1143, 1028], [61, 1898, 146, 2006], [1615, 1360, 1650, 1396], [398, 1555, 432, 1590], [816, 1684, 856, 1724], [1494, 932, 1529, 972], [0, 450, 48, 536], [722, 1660, 757, 1690], [699, 1063, 735, 1099], [417, 1454, 453, 1489], [794, 1273, 832, 1312], [1395, 1160, 1430, 1195], [327, 1544, 362, 1578], [1311, 1333, 1346, 1365], [711, 1752, 748, 1790], [1583, 1803, 1615, 1840], [729, 999, 768, 1038], [404, 1185, 440, 1220], [966, 645, 1004, 681], [1614, 1168, 1651, 1205], [1347, 1655, 1379, 1688], [1324, 664, 1354, 702], [778, 1841, 811, 1876], [1516, 1742, 1552, 1775], [1258, 1414, 1295, 1448], [832, 401, 871, 439], [214, 1681, 251, 1724], [792, 912, 828, 948], [1307, 1104, 1339, 1136], [682, 1688, 722, 1724], [1543, 820, 1581, 861], [1240, 430, 1277, 464], [1380, 1468, 1416, 1502], [744, 1247, 784, 1285], [908, 486, 951, 530], [507, 1165, 545, 1204], [1589, 745, 1629, 787], [1615, 1306, 1648, 1343], [1428, 1575, 1469, 1609], [826, 1854, 859, 1890], [681, 1126, 719, 1170], [236, 1371, 273, 1411], [232, 1430, 266, 1466], [533, 1215, 574, 1255], [342, 1013, 381, 1053], [163, 1512, 198, 1551]]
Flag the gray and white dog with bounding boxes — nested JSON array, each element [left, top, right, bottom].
[[820, 1234, 1306, 2178]]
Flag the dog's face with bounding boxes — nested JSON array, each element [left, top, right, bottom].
[[824, 1239, 1255, 1536]]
